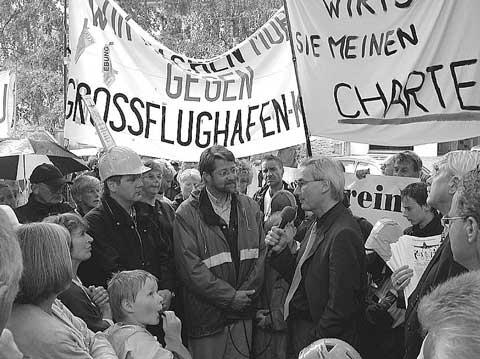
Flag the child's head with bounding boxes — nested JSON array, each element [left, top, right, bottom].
[[108, 270, 163, 327]]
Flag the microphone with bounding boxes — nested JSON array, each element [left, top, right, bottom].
[[278, 206, 296, 229], [266, 206, 297, 255]]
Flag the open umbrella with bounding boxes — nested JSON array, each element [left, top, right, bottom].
[[0, 138, 89, 180]]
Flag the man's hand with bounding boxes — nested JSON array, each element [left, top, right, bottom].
[[231, 290, 255, 311], [265, 226, 294, 253], [255, 309, 271, 329], [391, 265, 414, 292]]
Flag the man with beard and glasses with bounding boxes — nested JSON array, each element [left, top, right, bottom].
[[174, 145, 265, 359]]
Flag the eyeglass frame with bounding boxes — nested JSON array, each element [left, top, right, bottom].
[[294, 179, 324, 189], [212, 166, 238, 178], [441, 216, 467, 227]]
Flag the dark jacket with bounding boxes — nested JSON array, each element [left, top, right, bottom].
[[253, 181, 304, 226], [58, 281, 110, 332], [403, 234, 467, 359], [174, 188, 266, 338], [15, 194, 73, 223], [271, 203, 367, 350], [172, 193, 184, 210], [78, 195, 175, 290], [403, 213, 443, 237]]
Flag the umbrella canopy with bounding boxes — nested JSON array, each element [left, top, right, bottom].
[[0, 138, 89, 180]]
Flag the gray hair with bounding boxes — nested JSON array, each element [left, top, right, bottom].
[[177, 168, 201, 185], [434, 151, 480, 177], [15, 223, 73, 305], [457, 168, 480, 224], [71, 175, 100, 202], [300, 156, 345, 201], [418, 270, 480, 359]]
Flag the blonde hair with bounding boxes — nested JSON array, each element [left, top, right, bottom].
[[43, 213, 88, 249], [107, 270, 158, 322], [0, 213, 23, 323], [15, 223, 73, 305]]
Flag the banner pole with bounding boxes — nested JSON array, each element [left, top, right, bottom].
[[282, 0, 312, 157], [63, 0, 68, 118]]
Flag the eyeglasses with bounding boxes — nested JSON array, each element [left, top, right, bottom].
[[213, 167, 237, 177], [441, 216, 466, 227], [294, 179, 323, 189]]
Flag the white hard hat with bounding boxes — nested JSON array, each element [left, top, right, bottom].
[[299, 338, 362, 359], [98, 146, 150, 181]]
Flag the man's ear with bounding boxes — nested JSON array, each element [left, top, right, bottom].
[[106, 179, 117, 194], [121, 298, 135, 314], [448, 175, 461, 195], [202, 172, 210, 184], [466, 216, 479, 244]]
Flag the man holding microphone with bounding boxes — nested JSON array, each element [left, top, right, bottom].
[[265, 157, 367, 358]]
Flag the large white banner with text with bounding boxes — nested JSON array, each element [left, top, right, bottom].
[[65, 0, 306, 160], [286, 0, 480, 145], [346, 174, 418, 228]]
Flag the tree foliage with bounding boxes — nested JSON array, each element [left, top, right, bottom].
[[0, 0, 281, 135], [0, 0, 64, 135]]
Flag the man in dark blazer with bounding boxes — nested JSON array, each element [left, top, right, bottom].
[[265, 156, 367, 358]]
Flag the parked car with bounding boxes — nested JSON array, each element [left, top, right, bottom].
[[334, 155, 383, 176], [335, 154, 432, 178]]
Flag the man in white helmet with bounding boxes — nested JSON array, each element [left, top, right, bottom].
[[78, 146, 176, 310]]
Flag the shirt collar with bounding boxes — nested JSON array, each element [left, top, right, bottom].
[[205, 186, 231, 207]]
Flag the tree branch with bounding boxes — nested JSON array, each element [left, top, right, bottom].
[[0, 8, 21, 38]]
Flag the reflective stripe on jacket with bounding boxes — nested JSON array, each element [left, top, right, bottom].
[[174, 188, 266, 338]]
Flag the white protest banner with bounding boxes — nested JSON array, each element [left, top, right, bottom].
[[0, 70, 16, 138], [285, 0, 480, 145], [65, 0, 306, 161], [345, 174, 418, 228]]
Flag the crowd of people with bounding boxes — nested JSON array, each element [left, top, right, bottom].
[[0, 145, 480, 359]]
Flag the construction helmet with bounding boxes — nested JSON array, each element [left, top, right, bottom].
[[299, 338, 362, 359], [98, 146, 150, 181]]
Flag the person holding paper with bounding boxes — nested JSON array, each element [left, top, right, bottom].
[[416, 170, 480, 359], [401, 183, 443, 238], [392, 150, 480, 359], [265, 156, 366, 358]]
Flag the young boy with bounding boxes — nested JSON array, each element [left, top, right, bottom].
[[105, 270, 191, 359]]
